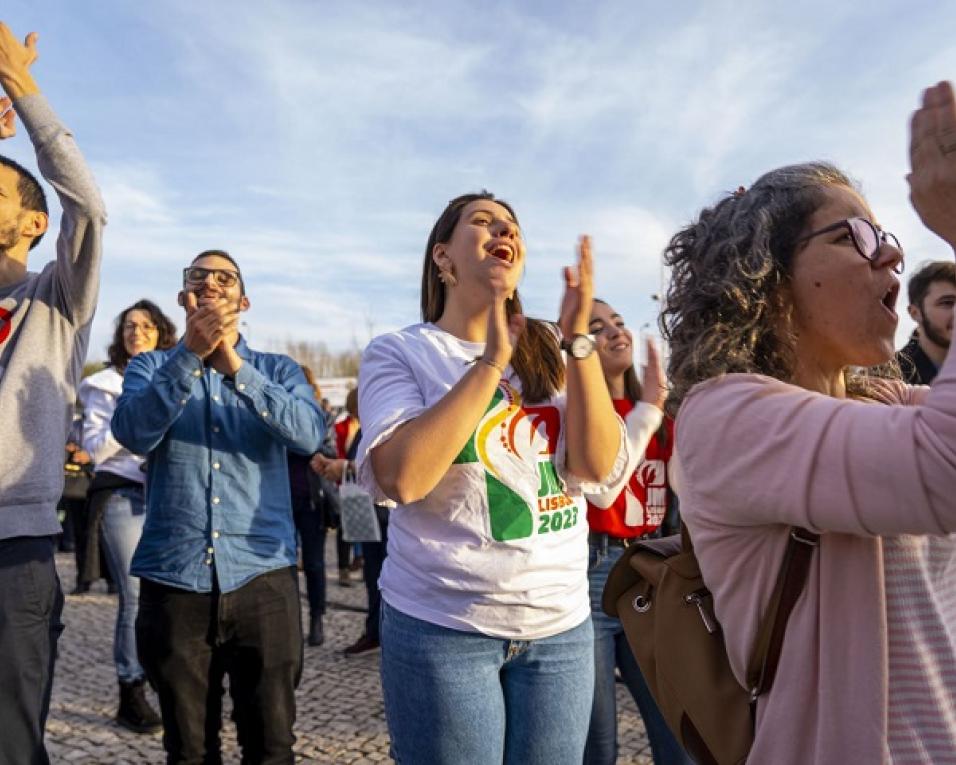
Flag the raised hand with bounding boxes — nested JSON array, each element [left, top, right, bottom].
[[0, 25, 39, 100], [558, 235, 595, 340], [0, 96, 14, 139], [639, 338, 667, 410], [908, 81, 956, 248]]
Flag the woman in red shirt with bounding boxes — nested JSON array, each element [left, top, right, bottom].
[[583, 299, 690, 765]]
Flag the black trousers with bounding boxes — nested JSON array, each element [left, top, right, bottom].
[[292, 502, 327, 618], [361, 508, 389, 641], [0, 536, 64, 765], [136, 567, 303, 765]]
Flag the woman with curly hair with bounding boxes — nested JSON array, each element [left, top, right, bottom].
[[79, 299, 176, 733], [661, 82, 956, 763], [355, 192, 629, 764]]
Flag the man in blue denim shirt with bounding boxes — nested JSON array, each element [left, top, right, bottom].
[[112, 249, 324, 764]]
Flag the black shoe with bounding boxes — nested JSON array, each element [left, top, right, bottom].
[[70, 583, 90, 596], [117, 679, 162, 734], [343, 634, 380, 656], [307, 614, 325, 647]]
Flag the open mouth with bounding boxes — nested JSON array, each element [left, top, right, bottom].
[[881, 282, 900, 319], [609, 341, 631, 352], [487, 242, 516, 264]]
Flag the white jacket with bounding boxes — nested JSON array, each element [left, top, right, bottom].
[[78, 366, 145, 484]]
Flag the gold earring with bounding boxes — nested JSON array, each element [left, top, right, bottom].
[[439, 268, 458, 288]]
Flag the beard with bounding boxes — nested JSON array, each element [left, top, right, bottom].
[[0, 218, 20, 253], [921, 314, 952, 350]]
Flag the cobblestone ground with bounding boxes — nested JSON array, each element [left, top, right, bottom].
[[47, 545, 651, 763]]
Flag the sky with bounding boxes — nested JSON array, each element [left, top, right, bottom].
[[4, 0, 956, 364]]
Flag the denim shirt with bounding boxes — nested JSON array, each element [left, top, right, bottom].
[[112, 337, 324, 593]]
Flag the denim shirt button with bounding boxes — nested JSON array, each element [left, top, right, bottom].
[[212, 497, 220, 505]]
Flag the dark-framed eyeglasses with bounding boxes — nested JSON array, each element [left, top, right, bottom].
[[797, 217, 904, 274], [182, 266, 241, 288]]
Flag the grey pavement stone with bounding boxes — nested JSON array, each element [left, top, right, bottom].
[[47, 541, 651, 763]]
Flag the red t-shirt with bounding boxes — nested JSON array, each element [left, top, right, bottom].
[[586, 398, 674, 538]]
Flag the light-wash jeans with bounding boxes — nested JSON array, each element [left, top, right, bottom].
[[585, 540, 694, 765], [100, 485, 147, 683], [380, 600, 594, 765]]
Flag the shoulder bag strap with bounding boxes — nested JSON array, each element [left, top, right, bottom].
[[746, 527, 819, 707]]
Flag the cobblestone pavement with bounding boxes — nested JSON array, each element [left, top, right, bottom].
[[47, 546, 652, 764]]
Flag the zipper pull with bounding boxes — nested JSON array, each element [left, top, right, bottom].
[[684, 589, 719, 634]]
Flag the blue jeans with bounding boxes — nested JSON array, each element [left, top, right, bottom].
[[380, 601, 594, 765], [100, 486, 147, 683], [585, 541, 693, 765]]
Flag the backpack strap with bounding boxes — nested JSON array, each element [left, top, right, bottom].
[[745, 527, 819, 709]]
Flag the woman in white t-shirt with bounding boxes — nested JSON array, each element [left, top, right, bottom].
[[356, 192, 629, 764]]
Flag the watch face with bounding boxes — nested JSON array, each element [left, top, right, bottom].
[[571, 334, 595, 358]]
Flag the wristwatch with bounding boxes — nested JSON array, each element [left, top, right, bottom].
[[560, 333, 597, 360]]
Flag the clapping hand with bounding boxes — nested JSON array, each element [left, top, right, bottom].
[[908, 81, 956, 249], [182, 291, 241, 371], [639, 338, 667, 411], [558, 236, 595, 340]]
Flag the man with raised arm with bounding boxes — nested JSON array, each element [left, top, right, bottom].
[[0, 23, 106, 765]]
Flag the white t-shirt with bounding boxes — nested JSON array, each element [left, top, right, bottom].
[[356, 322, 629, 640]]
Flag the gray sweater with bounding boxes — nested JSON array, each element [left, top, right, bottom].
[[0, 94, 106, 539]]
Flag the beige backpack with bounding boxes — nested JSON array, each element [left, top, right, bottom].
[[602, 525, 818, 765]]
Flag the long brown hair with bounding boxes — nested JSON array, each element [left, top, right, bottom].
[[421, 192, 564, 403]]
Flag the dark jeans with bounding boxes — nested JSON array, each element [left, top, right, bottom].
[[361, 507, 389, 641], [293, 503, 327, 618], [0, 536, 64, 765], [136, 567, 304, 765], [335, 526, 350, 570]]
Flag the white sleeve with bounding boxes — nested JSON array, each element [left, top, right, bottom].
[[355, 334, 428, 504], [78, 384, 124, 467], [584, 402, 664, 508]]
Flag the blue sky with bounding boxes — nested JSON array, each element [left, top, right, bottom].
[[5, 0, 956, 361]]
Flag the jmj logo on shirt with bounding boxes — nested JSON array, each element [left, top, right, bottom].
[[455, 381, 580, 542]]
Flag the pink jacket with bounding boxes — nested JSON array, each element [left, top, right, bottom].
[[675, 350, 956, 764]]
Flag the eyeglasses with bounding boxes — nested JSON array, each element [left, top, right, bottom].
[[182, 266, 241, 288], [798, 217, 904, 274], [123, 322, 158, 334]]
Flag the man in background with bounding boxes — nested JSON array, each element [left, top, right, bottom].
[[897, 260, 956, 385]]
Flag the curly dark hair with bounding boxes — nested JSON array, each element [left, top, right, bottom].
[[107, 299, 178, 370], [660, 161, 892, 416]]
